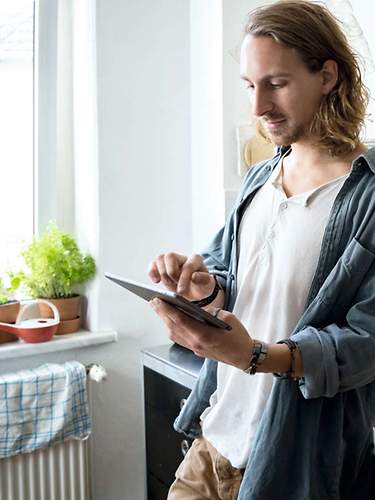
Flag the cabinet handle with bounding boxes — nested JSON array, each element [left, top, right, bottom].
[[181, 439, 190, 457], [180, 398, 187, 410]]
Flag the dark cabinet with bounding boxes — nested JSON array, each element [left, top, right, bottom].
[[142, 344, 204, 500], [144, 367, 193, 494]]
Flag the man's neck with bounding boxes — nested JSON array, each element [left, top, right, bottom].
[[284, 142, 366, 174], [280, 142, 366, 198]]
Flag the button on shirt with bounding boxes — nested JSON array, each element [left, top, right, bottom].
[[200, 159, 350, 469]]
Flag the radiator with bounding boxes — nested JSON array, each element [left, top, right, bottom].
[[0, 363, 106, 500], [0, 437, 91, 500]]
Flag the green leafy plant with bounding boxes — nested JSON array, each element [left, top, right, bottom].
[[0, 274, 21, 305], [17, 223, 96, 299]]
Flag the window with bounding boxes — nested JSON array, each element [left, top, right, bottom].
[[0, 1, 34, 275]]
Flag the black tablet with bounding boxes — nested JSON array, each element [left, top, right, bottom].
[[105, 273, 231, 331]]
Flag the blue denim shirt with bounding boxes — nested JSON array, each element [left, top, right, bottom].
[[174, 146, 375, 499]]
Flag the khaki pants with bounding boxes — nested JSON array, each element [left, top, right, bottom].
[[168, 436, 244, 500]]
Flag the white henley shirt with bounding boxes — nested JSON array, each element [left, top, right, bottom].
[[200, 158, 350, 468]]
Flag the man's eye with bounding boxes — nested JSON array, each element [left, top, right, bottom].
[[245, 84, 254, 90], [269, 82, 284, 89]]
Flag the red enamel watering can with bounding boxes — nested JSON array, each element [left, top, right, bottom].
[[0, 300, 60, 343]]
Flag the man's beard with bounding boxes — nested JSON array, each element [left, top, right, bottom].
[[257, 117, 306, 146]]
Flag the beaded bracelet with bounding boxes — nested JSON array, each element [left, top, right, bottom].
[[190, 275, 222, 308]]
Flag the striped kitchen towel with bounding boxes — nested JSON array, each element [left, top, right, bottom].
[[0, 361, 91, 458]]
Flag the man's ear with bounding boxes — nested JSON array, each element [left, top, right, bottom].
[[321, 59, 338, 95]]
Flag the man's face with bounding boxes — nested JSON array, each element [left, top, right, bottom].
[[240, 34, 326, 146]]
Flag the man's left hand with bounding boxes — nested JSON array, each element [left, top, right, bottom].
[[150, 298, 253, 370]]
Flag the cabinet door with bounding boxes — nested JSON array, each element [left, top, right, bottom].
[[147, 472, 170, 500], [144, 367, 195, 491]]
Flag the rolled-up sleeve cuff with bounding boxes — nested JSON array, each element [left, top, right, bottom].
[[291, 327, 339, 399]]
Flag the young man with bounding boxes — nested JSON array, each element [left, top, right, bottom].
[[149, 1, 375, 498]]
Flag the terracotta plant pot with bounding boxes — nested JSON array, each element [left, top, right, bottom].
[[38, 295, 81, 334], [0, 301, 20, 344]]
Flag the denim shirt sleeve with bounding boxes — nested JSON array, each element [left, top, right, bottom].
[[201, 225, 232, 290], [292, 239, 375, 399], [173, 358, 218, 439]]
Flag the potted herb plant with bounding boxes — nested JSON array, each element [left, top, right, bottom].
[[16, 223, 96, 334], [0, 274, 21, 343]]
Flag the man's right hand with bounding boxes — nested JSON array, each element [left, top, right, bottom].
[[148, 252, 215, 302]]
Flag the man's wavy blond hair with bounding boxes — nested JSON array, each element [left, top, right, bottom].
[[244, 0, 369, 157]]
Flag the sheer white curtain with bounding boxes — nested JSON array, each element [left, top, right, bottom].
[[36, 0, 98, 239]]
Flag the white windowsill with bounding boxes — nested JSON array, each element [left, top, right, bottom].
[[0, 330, 118, 360]]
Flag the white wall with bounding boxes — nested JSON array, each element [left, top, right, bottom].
[[94, 1, 191, 498]]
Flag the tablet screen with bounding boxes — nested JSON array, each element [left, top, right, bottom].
[[105, 273, 231, 331]]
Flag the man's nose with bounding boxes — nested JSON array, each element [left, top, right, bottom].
[[251, 89, 273, 117]]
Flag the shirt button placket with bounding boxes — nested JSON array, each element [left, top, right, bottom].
[[280, 202, 288, 211]]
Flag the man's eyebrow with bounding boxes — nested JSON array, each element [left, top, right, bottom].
[[240, 73, 292, 81]]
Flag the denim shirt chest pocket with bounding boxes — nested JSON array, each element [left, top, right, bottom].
[[317, 238, 375, 313]]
